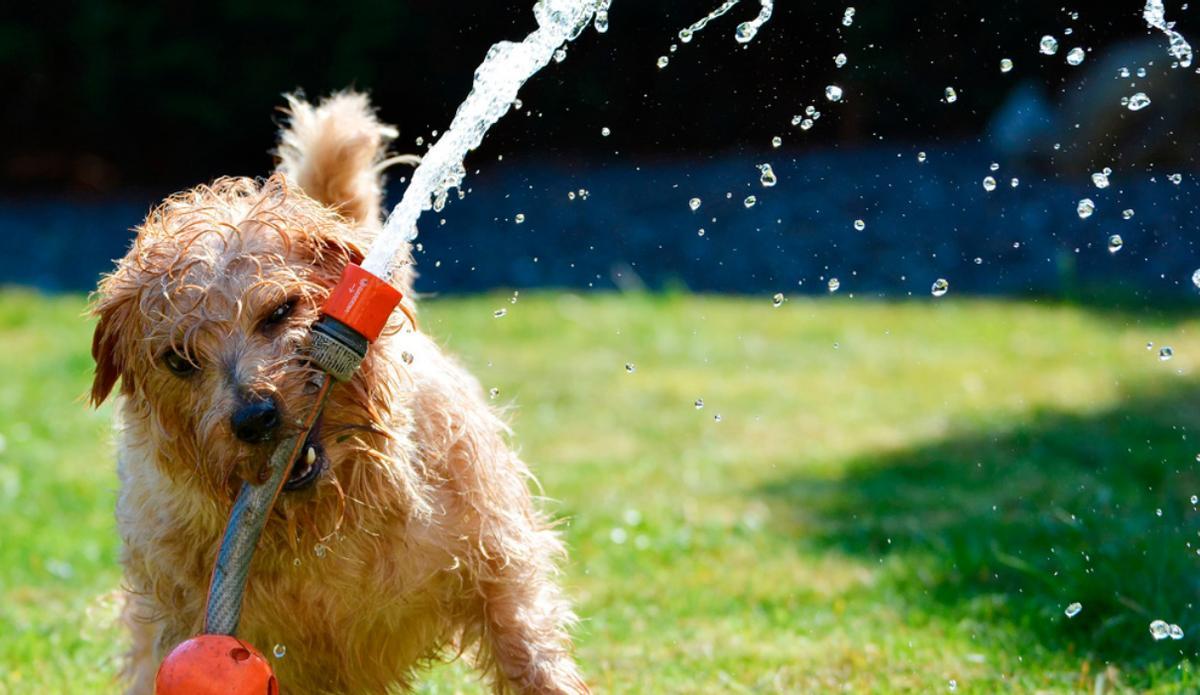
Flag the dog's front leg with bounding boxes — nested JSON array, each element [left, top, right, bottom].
[[475, 547, 590, 695], [120, 589, 200, 695]]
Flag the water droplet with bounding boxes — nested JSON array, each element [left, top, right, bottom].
[[678, 27, 693, 43], [1137, 67, 1148, 78], [313, 543, 327, 558], [401, 351, 414, 365], [917, 151, 927, 163], [758, 163, 778, 187], [1092, 172, 1110, 189], [828, 277, 841, 293], [1169, 173, 1184, 185], [948, 679, 957, 691], [689, 197, 702, 212], [854, 219, 866, 231], [800, 118, 814, 130], [734, 22, 757, 43], [610, 527, 628, 544], [989, 162, 1000, 172], [842, 7, 856, 27], [982, 176, 997, 192], [273, 644, 287, 658], [1066, 47, 1086, 65], [743, 195, 757, 208], [1076, 198, 1095, 219], [1127, 92, 1152, 111], [1120, 66, 1131, 77], [601, 126, 611, 137], [493, 309, 507, 319], [1010, 177, 1020, 188], [1150, 619, 1171, 640], [624, 363, 635, 374], [553, 47, 567, 63], [713, 413, 723, 422], [1147, 341, 1155, 350], [1000, 58, 1014, 73], [1065, 602, 1082, 618], [1171, 624, 1185, 640], [771, 135, 782, 148], [931, 278, 950, 297], [1108, 234, 1124, 253], [694, 398, 704, 410], [974, 257, 983, 265], [697, 228, 705, 237], [943, 86, 958, 103], [1160, 346, 1174, 361], [772, 292, 785, 307], [514, 213, 526, 224], [594, 10, 609, 33], [1039, 35, 1059, 55], [835, 53, 847, 68], [825, 85, 844, 102], [1191, 494, 1198, 504], [1192, 268, 1200, 288], [489, 387, 500, 399], [656, 55, 669, 69]]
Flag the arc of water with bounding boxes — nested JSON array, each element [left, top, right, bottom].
[[363, 0, 605, 282]]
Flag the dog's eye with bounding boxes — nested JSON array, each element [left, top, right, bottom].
[[162, 350, 199, 377], [261, 299, 296, 329]]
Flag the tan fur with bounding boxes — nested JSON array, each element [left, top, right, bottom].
[[92, 93, 587, 694]]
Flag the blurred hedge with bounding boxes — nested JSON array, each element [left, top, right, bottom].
[[0, 1, 1153, 192]]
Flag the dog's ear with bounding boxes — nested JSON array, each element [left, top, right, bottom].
[[312, 234, 366, 284], [90, 290, 132, 406]]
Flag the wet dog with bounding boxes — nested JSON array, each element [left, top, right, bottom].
[[90, 92, 587, 694]]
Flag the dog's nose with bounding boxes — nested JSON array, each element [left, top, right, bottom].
[[230, 396, 281, 443]]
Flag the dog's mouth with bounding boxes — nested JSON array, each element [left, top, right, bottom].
[[283, 418, 327, 492]]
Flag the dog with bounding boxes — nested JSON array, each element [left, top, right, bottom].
[[90, 92, 588, 694]]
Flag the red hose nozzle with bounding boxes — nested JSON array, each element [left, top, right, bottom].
[[320, 263, 402, 343]]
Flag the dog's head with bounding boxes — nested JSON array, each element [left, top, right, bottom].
[[91, 174, 400, 506]]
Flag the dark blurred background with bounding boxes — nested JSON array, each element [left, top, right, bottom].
[[2, 1, 1198, 296]]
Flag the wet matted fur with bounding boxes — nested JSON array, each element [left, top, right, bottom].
[[91, 92, 588, 694]]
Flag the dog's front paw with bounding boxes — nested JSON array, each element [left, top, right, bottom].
[[507, 655, 589, 695]]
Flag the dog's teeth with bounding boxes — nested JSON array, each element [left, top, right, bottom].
[[306, 447, 316, 465]]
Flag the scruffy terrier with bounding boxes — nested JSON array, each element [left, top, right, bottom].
[[90, 93, 588, 694]]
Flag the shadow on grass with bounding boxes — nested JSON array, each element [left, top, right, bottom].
[[757, 378, 1200, 668]]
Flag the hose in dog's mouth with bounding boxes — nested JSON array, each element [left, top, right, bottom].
[[283, 420, 327, 491], [205, 375, 333, 635]]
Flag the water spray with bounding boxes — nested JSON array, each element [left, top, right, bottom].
[[153, 1, 606, 692]]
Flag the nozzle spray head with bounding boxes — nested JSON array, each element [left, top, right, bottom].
[[309, 263, 403, 380]]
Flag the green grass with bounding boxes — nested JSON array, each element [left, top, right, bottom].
[[3, 288, 1200, 693]]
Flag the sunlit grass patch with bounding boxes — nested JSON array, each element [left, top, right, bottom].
[[3, 289, 1200, 693]]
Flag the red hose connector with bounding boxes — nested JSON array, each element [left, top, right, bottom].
[[308, 264, 404, 381], [320, 263, 403, 343]]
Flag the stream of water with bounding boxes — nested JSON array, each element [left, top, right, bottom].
[[362, 0, 604, 282]]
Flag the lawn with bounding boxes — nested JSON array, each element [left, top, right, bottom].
[[2, 288, 1200, 693]]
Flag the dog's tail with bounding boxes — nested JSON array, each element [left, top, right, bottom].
[[275, 92, 417, 225]]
